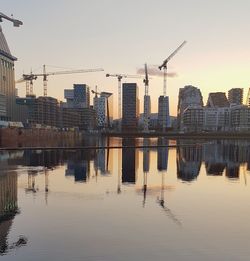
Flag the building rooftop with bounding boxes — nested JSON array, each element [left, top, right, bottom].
[[207, 92, 229, 107], [0, 26, 16, 61]]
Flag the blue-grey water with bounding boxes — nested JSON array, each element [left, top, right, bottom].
[[1, 138, 250, 261]]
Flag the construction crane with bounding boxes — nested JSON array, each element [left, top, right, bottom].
[[91, 88, 112, 129], [143, 63, 150, 132], [106, 73, 141, 130], [16, 65, 104, 96], [159, 41, 187, 131], [0, 12, 23, 27]]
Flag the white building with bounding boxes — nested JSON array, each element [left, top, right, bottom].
[[230, 105, 250, 131], [203, 107, 230, 131], [94, 92, 113, 129], [177, 85, 203, 130]]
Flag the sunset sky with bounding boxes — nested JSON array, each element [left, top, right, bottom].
[[2, 0, 250, 117]]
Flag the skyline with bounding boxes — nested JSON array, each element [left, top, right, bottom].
[[2, 0, 250, 116]]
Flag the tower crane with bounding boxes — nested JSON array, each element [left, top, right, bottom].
[[159, 41, 187, 131], [91, 88, 113, 129], [106, 73, 142, 130], [143, 63, 150, 132], [0, 12, 23, 27], [16, 65, 104, 96]]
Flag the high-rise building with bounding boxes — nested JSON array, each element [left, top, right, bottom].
[[177, 85, 203, 130], [228, 88, 243, 105], [64, 84, 90, 109], [143, 95, 151, 131], [0, 26, 18, 120], [158, 96, 170, 129], [122, 83, 139, 130], [93, 92, 113, 129]]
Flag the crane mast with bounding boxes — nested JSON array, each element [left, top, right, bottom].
[[143, 63, 150, 132], [159, 41, 187, 131]]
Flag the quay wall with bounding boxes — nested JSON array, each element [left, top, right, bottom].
[[0, 128, 83, 148]]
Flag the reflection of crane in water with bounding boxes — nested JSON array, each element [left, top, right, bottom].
[[156, 170, 182, 227], [142, 138, 150, 207], [156, 137, 182, 227], [25, 171, 38, 193], [25, 168, 50, 204]]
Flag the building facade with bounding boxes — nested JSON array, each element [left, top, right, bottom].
[[64, 84, 90, 109], [230, 105, 250, 131], [158, 96, 170, 129], [203, 107, 230, 131], [0, 92, 6, 120], [228, 88, 243, 105], [122, 83, 139, 130], [93, 92, 113, 129], [0, 26, 18, 121], [182, 105, 204, 132], [177, 85, 203, 130]]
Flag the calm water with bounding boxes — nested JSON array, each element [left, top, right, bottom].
[[1, 138, 250, 261]]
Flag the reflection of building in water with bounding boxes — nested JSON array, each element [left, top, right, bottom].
[[0, 172, 18, 254], [95, 137, 113, 175], [203, 141, 226, 175], [0, 172, 17, 218], [122, 138, 138, 184], [202, 140, 246, 178], [65, 150, 96, 183], [143, 138, 150, 173], [226, 162, 240, 179], [177, 145, 202, 181], [157, 138, 169, 171], [23, 150, 63, 169], [66, 161, 89, 183]]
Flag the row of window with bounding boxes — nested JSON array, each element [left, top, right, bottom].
[[0, 58, 14, 70]]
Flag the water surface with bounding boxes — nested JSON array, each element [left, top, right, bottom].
[[0, 138, 250, 261]]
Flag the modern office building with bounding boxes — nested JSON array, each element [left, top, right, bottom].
[[64, 84, 90, 109], [177, 85, 203, 130], [228, 88, 243, 105], [0, 26, 18, 121], [158, 96, 170, 129], [122, 83, 139, 130], [93, 92, 113, 129]]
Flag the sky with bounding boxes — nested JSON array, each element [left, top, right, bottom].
[[2, 0, 250, 117]]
